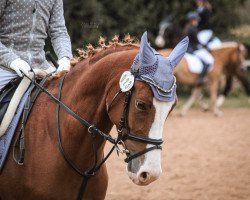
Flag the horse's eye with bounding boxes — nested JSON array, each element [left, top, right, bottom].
[[135, 100, 147, 111]]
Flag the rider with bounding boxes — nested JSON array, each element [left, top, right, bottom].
[[0, 0, 73, 91], [185, 11, 214, 85], [195, 0, 212, 31], [194, 0, 222, 49]]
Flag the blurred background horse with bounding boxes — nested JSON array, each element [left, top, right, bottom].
[[160, 42, 246, 116], [155, 15, 250, 114]]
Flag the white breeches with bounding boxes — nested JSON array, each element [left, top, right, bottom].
[[197, 29, 222, 49], [193, 48, 214, 66], [197, 29, 213, 45], [0, 65, 56, 91], [0, 68, 18, 91]]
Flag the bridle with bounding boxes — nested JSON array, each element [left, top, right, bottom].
[[107, 89, 163, 163], [15, 72, 164, 200]]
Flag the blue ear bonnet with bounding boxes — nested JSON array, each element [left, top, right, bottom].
[[129, 32, 188, 102], [131, 52, 177, 102]]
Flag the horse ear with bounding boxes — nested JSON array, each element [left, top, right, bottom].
[[139, 31, 157, 66], [167, 36, 189, 68]]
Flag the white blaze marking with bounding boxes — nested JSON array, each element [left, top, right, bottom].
[[137, 98, 175, 178], [148, 98, 174, 140]]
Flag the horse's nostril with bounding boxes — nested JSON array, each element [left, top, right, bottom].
[[139, 171, 150, 183]]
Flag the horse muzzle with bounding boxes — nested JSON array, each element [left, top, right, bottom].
[[126, 147, 162, 186]]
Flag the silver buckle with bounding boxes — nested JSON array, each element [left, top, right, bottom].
[[115, 139, 130, 156]]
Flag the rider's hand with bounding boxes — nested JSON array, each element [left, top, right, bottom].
[[10, 58, 31, 77], [57, 57, 71, 72]]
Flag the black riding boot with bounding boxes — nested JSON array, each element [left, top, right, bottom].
[[197, 63, 210, 85]]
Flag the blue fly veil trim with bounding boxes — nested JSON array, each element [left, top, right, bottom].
[[139, 75, 176, 93]]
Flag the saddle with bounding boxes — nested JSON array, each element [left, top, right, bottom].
[[0, 69, 49, 138], [0, 78, 21, 124], [184, 53, 204, 74], [0, 72, 48, 172], [0, 74, 36, 137]]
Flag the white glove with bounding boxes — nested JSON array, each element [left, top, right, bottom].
[[46, 65, 57, 74], [57, 57, 71, 72], [10, 58, 31, 77]]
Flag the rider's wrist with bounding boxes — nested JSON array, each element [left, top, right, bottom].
[[59, 57, 70, 62], [10, 58, 21, 65]]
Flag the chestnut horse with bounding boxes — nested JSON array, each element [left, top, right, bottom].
[[156, 17, 250, 105], [160, 42, 246, 116], [218, 46, 250, 106], [0, 33, 188, 199]]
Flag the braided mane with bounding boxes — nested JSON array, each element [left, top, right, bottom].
[[70, 34, 139, 67], [50, 34, 139, 79]]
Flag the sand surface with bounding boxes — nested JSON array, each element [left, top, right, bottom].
[[105, 108, 250, 200]]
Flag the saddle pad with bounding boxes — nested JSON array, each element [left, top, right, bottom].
[[0, 86, 33, 173], [0, 74, 34, 137], [184, 53, 204, 74]]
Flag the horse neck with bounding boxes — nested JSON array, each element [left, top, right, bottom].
[[61, 62, 113, 131], [52, 47, 138, 165]]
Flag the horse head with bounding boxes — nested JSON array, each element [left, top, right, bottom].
[[107, 32, 188, 185], [155, 16, 183, 48]]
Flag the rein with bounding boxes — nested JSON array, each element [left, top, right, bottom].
[[17, 72, 164, 200]]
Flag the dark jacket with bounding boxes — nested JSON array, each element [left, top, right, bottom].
[[197, 6, 211, 30], [186, 25, 200, 53]]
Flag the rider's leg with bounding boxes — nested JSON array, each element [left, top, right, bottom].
[[0, 68, 18, 91], [197, 62, 210, 85], [194, 49, 214, 85]]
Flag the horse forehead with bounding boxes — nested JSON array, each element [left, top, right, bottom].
[[134, 81, 153, 99]]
